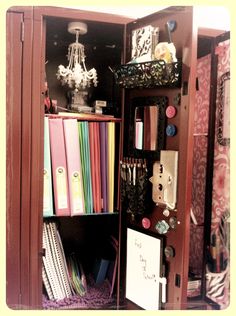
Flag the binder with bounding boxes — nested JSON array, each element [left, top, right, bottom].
[[107, 122, 115, 212], [78, 122, 93, 214], [94, 123, 102, 212], [88, 122, 96, 212], [43, 117, 54, 217], [89, 122, 102, 213], [63, 119, 85, 215], [99, 122, 108, 212], [49, 118, 70, 216]]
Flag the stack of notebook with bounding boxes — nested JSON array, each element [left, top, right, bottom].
[[42, 221, 74, 300], [42, 221, 119, 304], [43, 117, 116, 216]]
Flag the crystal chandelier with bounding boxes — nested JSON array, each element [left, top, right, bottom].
[[56, 22, 98, 111]]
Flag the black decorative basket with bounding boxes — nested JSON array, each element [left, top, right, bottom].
[[113, 60, 181, 89]]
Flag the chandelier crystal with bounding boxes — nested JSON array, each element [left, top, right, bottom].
[[56, 22, 98, 93]]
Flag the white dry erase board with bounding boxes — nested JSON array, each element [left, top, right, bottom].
[[125, 228, 165, 310]]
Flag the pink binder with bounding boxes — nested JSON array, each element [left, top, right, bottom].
[[94, 123, 102, 212], [63, 119, 85, 215], [49, 118, 70, 216]]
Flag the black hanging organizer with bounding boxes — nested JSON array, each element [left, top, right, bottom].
[[113, 60, 181, 89]]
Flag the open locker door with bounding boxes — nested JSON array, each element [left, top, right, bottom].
[[120, 6, 198, 310]]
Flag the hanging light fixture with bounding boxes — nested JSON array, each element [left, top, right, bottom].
[[56, 22, 98, 112]]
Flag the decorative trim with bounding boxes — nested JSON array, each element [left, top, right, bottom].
[[217, 71, 230, 146], [113, 60, 181, 89]]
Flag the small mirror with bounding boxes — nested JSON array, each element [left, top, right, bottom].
[[127, 96, 168, 160], [135, 106, 159, 150]]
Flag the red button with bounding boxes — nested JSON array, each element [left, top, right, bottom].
[[142, 217, 151, 229], [166, 105, 177, 118]]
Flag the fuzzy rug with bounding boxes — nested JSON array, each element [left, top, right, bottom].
[[43, 277, 116, 310]]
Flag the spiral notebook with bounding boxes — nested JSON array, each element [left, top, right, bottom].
[[42, 222, 73, 300], [42, 222, 64, 300]]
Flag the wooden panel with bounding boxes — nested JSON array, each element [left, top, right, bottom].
[[6, 7, 35, 309], [28, 14, 45, 308], [19, 9, 34, 308], [33, 6, 133, 24], [6, 11, 23, 309]]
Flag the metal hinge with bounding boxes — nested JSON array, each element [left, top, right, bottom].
[[21, 21, 24, 42], [18, 293, 22, 305]]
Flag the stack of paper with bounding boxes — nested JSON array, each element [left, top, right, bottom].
[[67, 254, 87, 296]]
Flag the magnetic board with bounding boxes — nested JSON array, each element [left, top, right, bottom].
[[125, 228, 162, 310]]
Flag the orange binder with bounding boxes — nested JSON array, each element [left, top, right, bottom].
[[88, 122, 102, 213]]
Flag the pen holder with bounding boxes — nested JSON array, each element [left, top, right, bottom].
[[205, 265, 230, 309], [120, 171, 150, 218], [128, 173, 149, 216]]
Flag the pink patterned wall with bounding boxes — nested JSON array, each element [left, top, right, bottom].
[[211, 40, 230, 232], [189, 53, 211, 275], [189, 39, 230, 308], [209, 39, 230, 309]]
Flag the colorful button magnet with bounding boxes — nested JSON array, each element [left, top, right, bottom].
[[142, 217, 151, 229], [155, 220, 170, 234], [169, 216, 177, 229], [164, 246, 175, 258], [166, 124, 177, 136], [166, 105, 177, 118], [163, 208, 170, 217]]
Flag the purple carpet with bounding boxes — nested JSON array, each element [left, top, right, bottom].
[[43, 277, 116, 310]]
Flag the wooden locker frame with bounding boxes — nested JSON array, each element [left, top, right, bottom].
[[6, 5, 198, 310]]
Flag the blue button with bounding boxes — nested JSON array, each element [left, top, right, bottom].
[[166, 124, 177, 136]]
